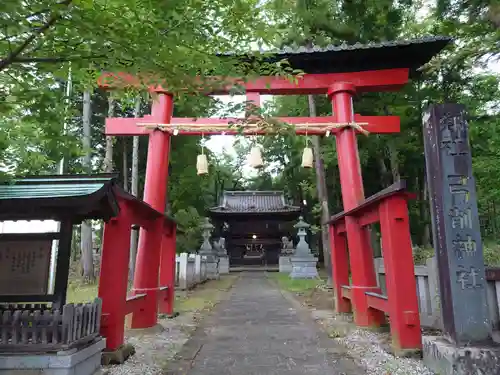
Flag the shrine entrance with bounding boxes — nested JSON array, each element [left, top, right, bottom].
[[209, 190, 300, 268], [98, 35, 451, 355]]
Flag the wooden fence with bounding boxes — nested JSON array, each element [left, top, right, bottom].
[[175, 253, 208, 290], [374, 257, 500, 330], [0, 298, 101, 352]]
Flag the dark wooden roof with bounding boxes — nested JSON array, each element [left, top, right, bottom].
[[209, 191, 301, 216], [0, 174, 176, 224], [221, 36, 451, 77]]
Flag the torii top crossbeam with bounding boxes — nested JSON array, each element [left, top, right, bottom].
[[100, 36, 450, 137]]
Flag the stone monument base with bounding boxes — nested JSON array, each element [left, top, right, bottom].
[[218, 256, 229, 274], [206, 259, 220, 280], [423, 336, 500, 375], [0, 338, 105, 375], [290, 256, 318, 279], [279, 255, 293, 273]]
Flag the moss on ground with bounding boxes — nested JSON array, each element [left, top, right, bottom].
[[66, 281, 98, 304], [66, 274, 239, 312], [174, 275, 238, 313], [267, 272, 323, 293]]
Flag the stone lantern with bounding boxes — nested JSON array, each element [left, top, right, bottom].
[[290, 216, 318, 279], [199, 217, 219, 279]]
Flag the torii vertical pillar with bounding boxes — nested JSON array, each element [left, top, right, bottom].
[[328, 82, 385, 327], [131, 93, 173, 328]]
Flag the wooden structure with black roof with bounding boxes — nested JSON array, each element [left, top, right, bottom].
[[209, 191, 301, 267], [0, 174, 177, 360]]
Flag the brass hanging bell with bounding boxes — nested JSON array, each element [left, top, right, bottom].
[[248, 146, 264, 168], [301, 147, 314, 168], [196, 154, 208, 175]]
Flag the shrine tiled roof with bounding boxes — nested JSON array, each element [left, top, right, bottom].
[[220, 36, 452, 76], [0, 174, 175, 225], [209, 191, 301, 215], [0, 174, 121, 222]]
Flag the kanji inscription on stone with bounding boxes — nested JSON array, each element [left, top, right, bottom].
[[423, 103, 490, 345], [0, 240, 52, 295]]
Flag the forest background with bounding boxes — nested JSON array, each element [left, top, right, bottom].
[[1, 0, 500, 283]]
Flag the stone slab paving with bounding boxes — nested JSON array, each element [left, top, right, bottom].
[[181, 272, 365, 375]]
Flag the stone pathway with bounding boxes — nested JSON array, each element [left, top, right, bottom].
[[175, 272, 365, 375]]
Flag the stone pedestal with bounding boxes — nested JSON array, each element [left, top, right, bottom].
[[204, 255, 220, 280], [423, 336, 500, 375], [218, 255, 229, 274], [0, 339, 105, 375], [290, 255, 319, 279], [279, 255, 293, 273]]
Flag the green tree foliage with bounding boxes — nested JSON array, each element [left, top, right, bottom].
[[250, 0, 500, 255]]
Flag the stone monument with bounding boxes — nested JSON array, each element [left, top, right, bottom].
[[199, 217, 219, 280], [279, 236, 294, 273], [422, 104, 499, 375], [290, 216, 318, 279], [214, 237, 229, 274]]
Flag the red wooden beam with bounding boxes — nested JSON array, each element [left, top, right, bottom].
[[341, 285, 352, 300], [98, 68, 409, 95], [365, 292, 389, 312], [125, 294, 147, 315], [105, 115, 400, 136]]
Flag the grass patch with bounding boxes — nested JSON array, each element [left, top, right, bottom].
[[175, 275, 238, 313], [64, 274, 238, 312], [413, 240, 500, 266], [268, 272, 322, 293], [66, 281, 98, 304]]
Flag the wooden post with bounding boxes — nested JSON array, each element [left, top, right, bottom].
[[379, 195, 422, 350], [159, 225, 176, 315], [423, 103, 490, 344], [328, 224, 351, 313], [178, 253, 188, 290], [132, 93, 173, 328], [52, 221, 73, 310], [98, 213, 131, 351], [328, 82, 384, 327]]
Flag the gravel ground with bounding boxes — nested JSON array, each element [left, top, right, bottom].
[[308, 307, 432, 375], [105, 313, 199, 375], [336, 328, 433, 375]]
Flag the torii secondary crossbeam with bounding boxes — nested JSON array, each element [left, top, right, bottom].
[[98, 36, 450, 354], [105, 113, 401, 136]]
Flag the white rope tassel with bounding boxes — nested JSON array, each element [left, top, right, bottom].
[[197, 134, 208, 175], [248, 146, 263, 168], [301, 147, 314, 168], [197, 154, 208, 175]]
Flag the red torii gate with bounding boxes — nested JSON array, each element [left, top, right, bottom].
[[99, 36, 450, 353]]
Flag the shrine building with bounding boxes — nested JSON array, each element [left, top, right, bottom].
[[209, 191, 301, 267]]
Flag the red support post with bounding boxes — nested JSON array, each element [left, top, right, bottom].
[[159, 225, 177, 315], [98, 211, 132, 351], [379, 196, 422, 350], [328, 224, 351, 313], [328, 82, 384, 327], [132, 93, 173, 329]]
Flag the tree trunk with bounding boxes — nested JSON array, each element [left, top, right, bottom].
[[129, 97, 141, 281], [122, 139, 128, 191], [377, 155, 389, 186], [388, 139, 401, 182], [81, 90, 95, 283], [308, 95, 332, 284], [98, 96, 116, 255], [103, 96, 115, 173]]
